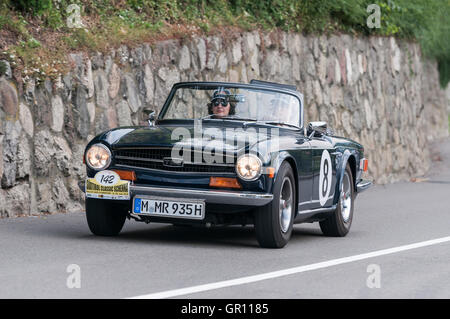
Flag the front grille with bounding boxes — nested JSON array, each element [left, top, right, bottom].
[[113, 148, 236, 174], [115, 148, 172, 160]]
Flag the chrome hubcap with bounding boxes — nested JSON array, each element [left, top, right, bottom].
[[340, 172, 352, 223], [279, 177, 293, 233]]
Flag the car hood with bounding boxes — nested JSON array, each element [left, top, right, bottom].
[[98, 124, 284, 154]]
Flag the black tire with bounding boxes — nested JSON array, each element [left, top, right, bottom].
[[254, 162, 296, 248], [85, 198, 127, 236], [320, 163, 354, 237]]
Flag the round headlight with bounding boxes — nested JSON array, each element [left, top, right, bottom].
[[85, 144, 111, 170], [236, 154, 262, 181]]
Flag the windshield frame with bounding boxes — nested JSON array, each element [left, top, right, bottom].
[[157, 82, 304, 129]]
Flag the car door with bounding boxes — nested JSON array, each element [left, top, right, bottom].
[[294, 133, 313, 210], [310, 136, 337, 209]]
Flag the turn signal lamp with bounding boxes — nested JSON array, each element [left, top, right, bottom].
[[360, 158, 368, 172], [112, 170, 137, 181], [210, 177, 242, 189]]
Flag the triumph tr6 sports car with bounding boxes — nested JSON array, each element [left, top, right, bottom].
[[81, 80, 372, 248]]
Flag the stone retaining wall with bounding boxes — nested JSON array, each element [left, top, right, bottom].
[[0, 31, 448, 217]]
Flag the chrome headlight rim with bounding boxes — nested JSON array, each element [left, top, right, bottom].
[[235, 153, 262, 181], [85, 143, 112, 171]]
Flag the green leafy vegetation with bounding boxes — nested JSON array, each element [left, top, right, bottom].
[[0, 0, 449, 86]]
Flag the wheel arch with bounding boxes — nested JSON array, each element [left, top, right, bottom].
[[333, 150, 357, 206], [272, 152, 299, 217], [347, 154, 357, 190]]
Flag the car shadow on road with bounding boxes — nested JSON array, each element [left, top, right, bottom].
[[18, 213, 330, 249], [112, 223, 326, 249], [119, 225, 260, 248]]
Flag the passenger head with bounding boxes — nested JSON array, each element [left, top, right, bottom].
[[208, 89, 236, 117]]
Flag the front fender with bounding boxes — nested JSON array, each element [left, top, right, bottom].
[[270, 151, 297, 184]]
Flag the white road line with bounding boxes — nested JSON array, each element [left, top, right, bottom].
[[128, 236, 450, 299]]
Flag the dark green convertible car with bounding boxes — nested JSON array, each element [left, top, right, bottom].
[[81, 80, 371, 248]]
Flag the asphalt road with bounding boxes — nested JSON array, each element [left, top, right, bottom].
[[1, 138, 449, 299]]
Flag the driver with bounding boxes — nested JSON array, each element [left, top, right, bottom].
[[207, 89, 236, 118]]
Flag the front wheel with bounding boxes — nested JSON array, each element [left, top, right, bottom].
[[320, 163, 354, 237], [254, 162, 296, 248], [85, 198, 127, 236]]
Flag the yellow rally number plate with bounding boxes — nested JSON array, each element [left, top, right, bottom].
[[85, 170, 130, 200]]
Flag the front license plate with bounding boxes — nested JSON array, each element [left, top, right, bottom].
[[133, 197, 205, 220]]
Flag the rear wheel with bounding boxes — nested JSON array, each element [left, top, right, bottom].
[[320, 163, 354, 237], [85, 198, 127, 236], [254, 162, 296, 248]]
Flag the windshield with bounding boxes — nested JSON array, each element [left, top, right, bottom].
[[160, 85, 301, 127]]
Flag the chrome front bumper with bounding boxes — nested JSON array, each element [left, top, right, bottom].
[[79, 181, 273, 206]]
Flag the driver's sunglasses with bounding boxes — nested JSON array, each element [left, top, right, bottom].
[[212, 99, 229, 107]]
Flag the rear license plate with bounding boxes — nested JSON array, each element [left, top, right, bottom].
[[132, 197, 205, 220]]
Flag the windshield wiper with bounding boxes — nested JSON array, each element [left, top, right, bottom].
[[219, 116, 257, 121], [200, 114, 215, 120], [200, 115, 257, 121], [245, 121, 301, 130]]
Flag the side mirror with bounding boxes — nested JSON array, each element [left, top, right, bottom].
[[308, 121, 328, 137], [143, 109, 156, 126]]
